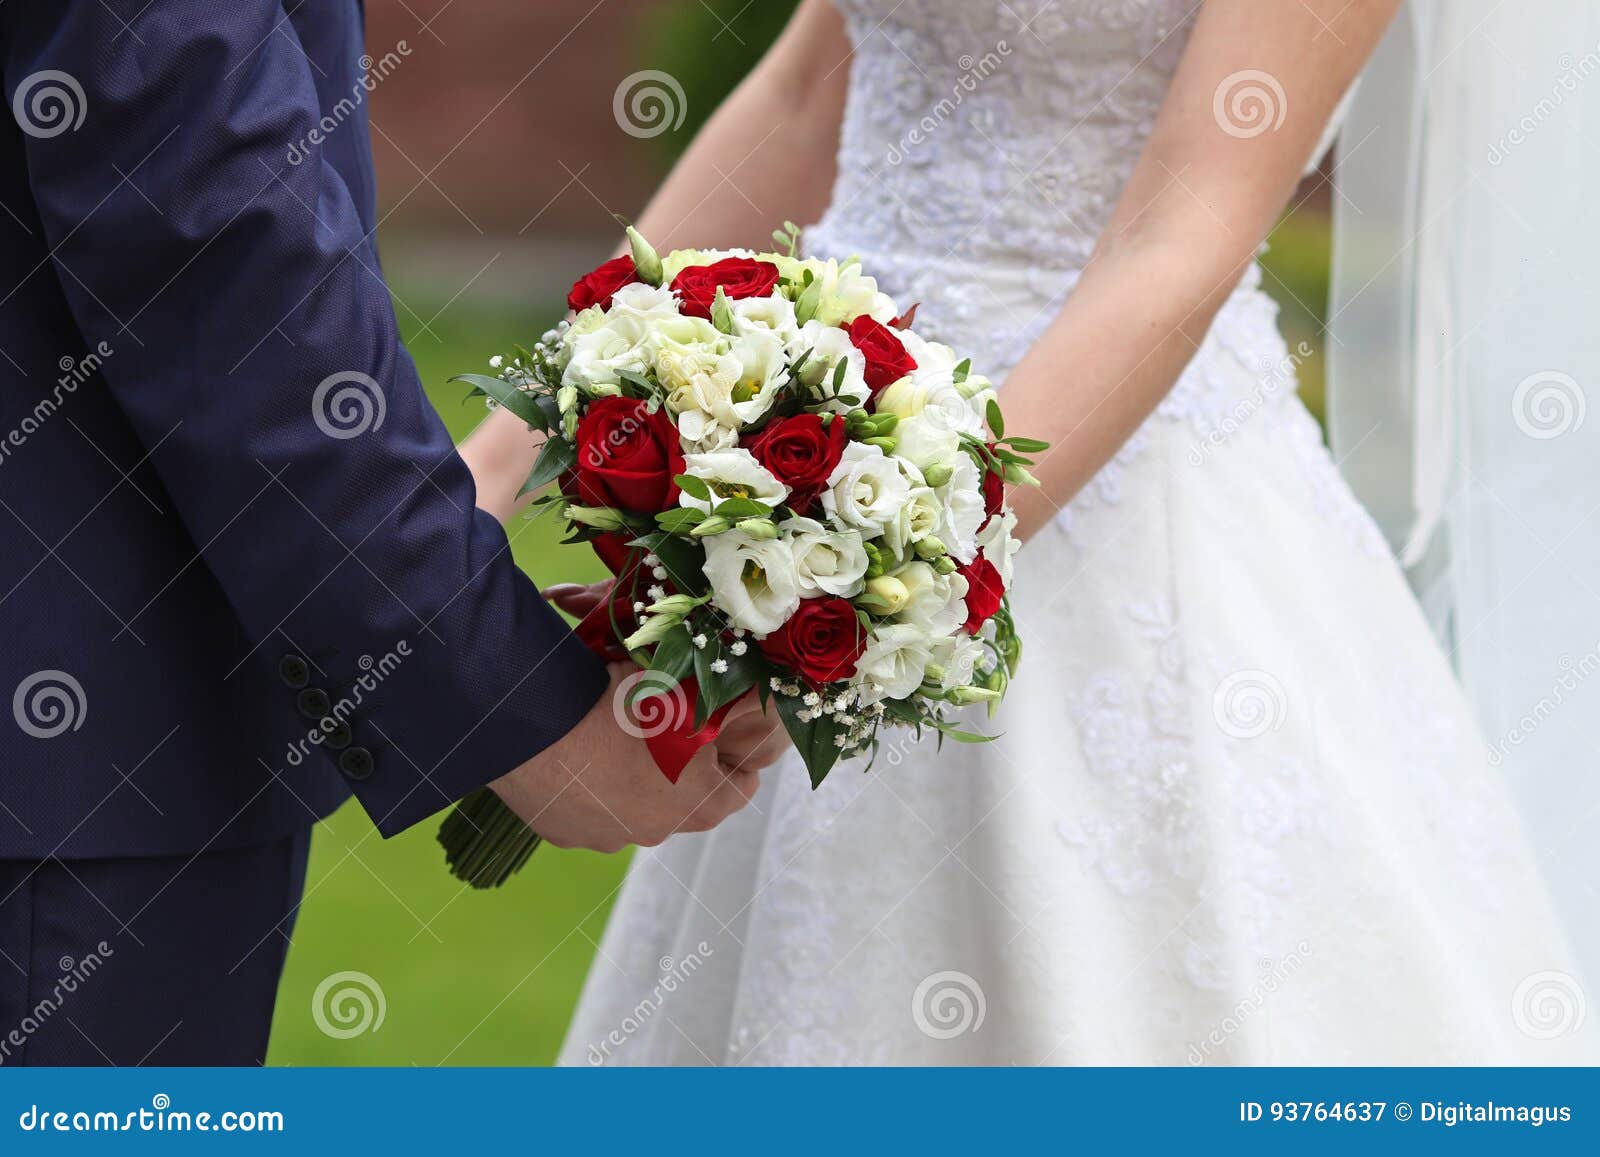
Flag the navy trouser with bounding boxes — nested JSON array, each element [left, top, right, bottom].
[[0, 829, 311, 1066]]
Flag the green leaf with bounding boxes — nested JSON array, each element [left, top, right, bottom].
[[629, 531, 708, 595], [952, 357, 971, 384], [648, 625, 695, 683], [454, 374, 544, 428], [930, 720, 997, 744], [712, 496, 774, 519], [985, 398, 1005, 440], [692, 637, 766, 727], [1001, 436, 1050, 453], [520, 436, 576, 496], [773, 693, 845, 788], [654, 507, 706, 534], [674, 473, 713, 501]]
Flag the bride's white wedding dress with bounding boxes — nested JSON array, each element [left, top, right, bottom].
[[561, 0, 1588, 1065]]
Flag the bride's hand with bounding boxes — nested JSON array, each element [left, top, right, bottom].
[[459, 404, 543, 523]]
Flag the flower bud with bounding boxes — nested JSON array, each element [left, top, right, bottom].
[[556, 385, 579, 414], [646, 594, 699, 617], [946, 685, 1001, 706], [711, 286, 735, 334], [863, 436, 898, 453], [626, 226, 664, 285], [735, 518, 779, 541], [932, 555, 957, 576], [1004, 462, 1040, 487], [565, 504, 628, 531], [913, 535, 947, 560], [863, 574, 911, 615], [689, 515, 734, 537], [921, 462, 954, 488], [622, 614, 681, 651]]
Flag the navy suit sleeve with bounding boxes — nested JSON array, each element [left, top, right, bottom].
[[2, 1, 608, 835]]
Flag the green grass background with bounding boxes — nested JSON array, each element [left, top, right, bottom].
[[265, 212, 1329, 1067]]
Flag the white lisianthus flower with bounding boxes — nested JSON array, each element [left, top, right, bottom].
[[935, 452, 985, 564], [853, 623, 935, 705], [661, 247, 757, 282], [976, 507, 1021, 587], [660, 330, 787, 447], [821, 441, 913, 535], [777, 256, 898, 326], [702, 530, 801, 637], [729, 295, 800, 347], [679, 448, 790, 514], [605, 282, 682, 321], [929, 632, 986, 691], [896, 329, 960, 377], [793, 320, 870, 412], [893, 414, 963, 473], [783, 516, 869, 598], [894, 562, 969, 638], [562, 313, 655, 390], [882, 486, 944, 561], [876, 370, 986, 440], [564, 304, 608, 340]]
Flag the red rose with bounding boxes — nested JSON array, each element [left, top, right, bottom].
[[956, 553, 1004, 635], [571, 396, 684, 512], [846, 315, 917, 394], [744, 414, 847, 515], [980, 449, 1005, 530], [567, 255, 640, 313], [670, 257, 781, 320], [759, 597, 867, 688]]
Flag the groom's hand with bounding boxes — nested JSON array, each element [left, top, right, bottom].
[[486, 663, 765, 854]]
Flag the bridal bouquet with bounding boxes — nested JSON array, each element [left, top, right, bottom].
[[439, 225, 1044, 886]]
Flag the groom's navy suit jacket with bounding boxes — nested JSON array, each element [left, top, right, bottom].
[[0, 1, 606, 859]]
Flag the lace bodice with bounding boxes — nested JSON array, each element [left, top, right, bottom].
[[812, 0, 1198, 275]]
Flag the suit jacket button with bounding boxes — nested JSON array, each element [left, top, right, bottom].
[[278, 655, 311, 689], [297, 688, 332, 720], [323, 721, 353, 750], [339, 747, 374, 780]]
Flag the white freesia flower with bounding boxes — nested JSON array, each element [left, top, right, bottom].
[[777, 256, 897, 326], [876, 370, 986, 440], [976, 507, 1021, 587], [793, 320, 870, 412], [893, 414, 963, 473], [895, 562, 969, 638], [729, 295, 800, 347], [882, 486, 944, 561], [661, 330, 788, 447], [679, 448, 789, 514], [935, 452, 985, 564], [853, 623, 935, 705], [783, 516, 869, 598], [702, 530, 800, 637], [821, 441, 913, 535]]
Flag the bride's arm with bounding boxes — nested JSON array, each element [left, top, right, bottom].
[[462, 0, 851, 520], [1005, 0, 1400, 541]]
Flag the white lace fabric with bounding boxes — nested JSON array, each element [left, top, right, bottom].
[[559, 0, 1590, 1066]]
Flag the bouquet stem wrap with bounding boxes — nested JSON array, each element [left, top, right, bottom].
[[437, 602, 744, 888]]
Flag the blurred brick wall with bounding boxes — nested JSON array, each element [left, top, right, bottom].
[[364, 0, 664, 238]]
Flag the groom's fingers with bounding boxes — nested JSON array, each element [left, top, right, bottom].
[[717, 713, 790, 774], [541, 581, 610, 617]]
